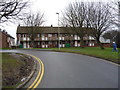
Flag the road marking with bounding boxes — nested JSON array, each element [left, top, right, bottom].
[[27, 55, 41, 89], [32, 59, 44, 89], [26, 54, 44, 89]]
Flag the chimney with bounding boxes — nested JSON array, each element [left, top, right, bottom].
[[18, 24, 20, 27], [3, 30, 5, 32]]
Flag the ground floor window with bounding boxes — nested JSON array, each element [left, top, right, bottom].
[[38, 42, 40, 45]]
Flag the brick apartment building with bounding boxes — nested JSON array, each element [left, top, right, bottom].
[[16, 26, 97, 48], [0, 29, 15, 48]]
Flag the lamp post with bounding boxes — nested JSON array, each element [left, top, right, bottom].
[[56, 12, 60, 50]]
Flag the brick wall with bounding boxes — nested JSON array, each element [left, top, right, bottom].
[[0, 31, 9, 48]]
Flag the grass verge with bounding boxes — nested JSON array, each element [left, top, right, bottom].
[[2, 53, 34, 88], [2, 53, 24, 88], [0, 48, 12, 50]]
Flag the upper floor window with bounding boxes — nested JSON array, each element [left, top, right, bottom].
[[27, 34, 30, 37], [7, 37, 10, 42], [49, 41, 52, 44], [60, 34, 62, 37], [37, 34, 40, 37], [41, 34, 44, 37], [48, 34, 52, 37], [65, 34, 68, 36], [74, 35, 77, 37], [18, 34, 21, 37], [71, 34, 73, 37], [22, 34, 26, 37], [55, 34, 57, 37]]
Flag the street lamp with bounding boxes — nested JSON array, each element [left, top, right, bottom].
[[56, 12, 60, 50]]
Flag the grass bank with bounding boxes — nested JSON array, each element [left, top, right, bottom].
[[0, 48, 12, 50], [2, 53, 24, 88], [2, 53, 34, 88]]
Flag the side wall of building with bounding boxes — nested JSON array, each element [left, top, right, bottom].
[[0, 31, 15, 48], [0, 32, 8, 48]]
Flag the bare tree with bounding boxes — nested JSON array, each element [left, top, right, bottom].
[[62, 2, 88, 48], [87, 2, 112, 49], [0, 0, 28, 23], [22, 12, 45, 48], [113, 1, 120, 49], [109, 0, 120, 27]]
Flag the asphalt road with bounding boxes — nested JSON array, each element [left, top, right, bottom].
[[1, 50, 119, 88]]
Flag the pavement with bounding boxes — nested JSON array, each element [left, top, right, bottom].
[[1, 49, 119, 88]]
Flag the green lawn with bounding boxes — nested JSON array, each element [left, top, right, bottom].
[[0, 48, 12, 50], [2, 53, 24, 72]]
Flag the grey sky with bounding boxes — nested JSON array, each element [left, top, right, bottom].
[[0, 0, 115, 41]]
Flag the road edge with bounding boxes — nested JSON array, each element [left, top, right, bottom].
[[16, 49, 120, 67], [16, 53, 37, 88], [17, 54, 44, 89], [53, 50, 120, 67], [15, 49, 120, 66]]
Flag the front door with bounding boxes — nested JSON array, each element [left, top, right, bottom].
[[23, 42, 26, 48]]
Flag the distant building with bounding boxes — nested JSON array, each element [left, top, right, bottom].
[[0, 29, 15, 48], [16, 26, 97, 48], [100, 37, 110, 43], [100, 37, 111, 47]]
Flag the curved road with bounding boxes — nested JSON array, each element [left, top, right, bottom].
[[1, 50, 119, 88]]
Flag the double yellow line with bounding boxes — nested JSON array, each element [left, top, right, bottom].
[[27, 54, 44, 89]]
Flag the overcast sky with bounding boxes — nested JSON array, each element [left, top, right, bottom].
[[0, 0, 115, 41]]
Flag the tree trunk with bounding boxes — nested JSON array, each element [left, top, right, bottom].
[[116, 32, 120, 62], [118, 48, 120, 62], [80, 37, 85, 48], [33, 40, 35, 48], [96, 37, 104, 49], [30, 40, 35, 48]]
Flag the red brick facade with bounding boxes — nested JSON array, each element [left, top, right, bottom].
[[0, 30, 15, 48], [17, 26, 97, 48]]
